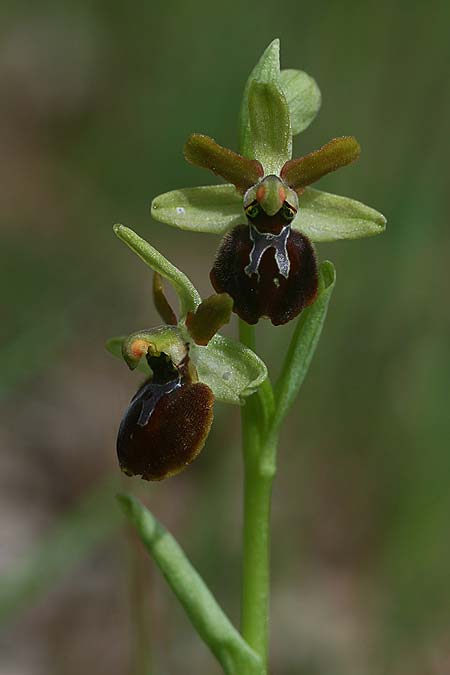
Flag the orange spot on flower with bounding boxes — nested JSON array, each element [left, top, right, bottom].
[[256, 184, 266, 202], [278, 186, 286, 203], [131, 339, 150, 359]]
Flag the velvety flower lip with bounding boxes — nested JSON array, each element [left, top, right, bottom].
[[116, 350, 215, 481]]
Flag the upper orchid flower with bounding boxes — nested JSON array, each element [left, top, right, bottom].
[[150, 40, 386, 325]]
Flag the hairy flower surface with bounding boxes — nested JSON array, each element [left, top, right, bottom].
[[151, 40, 386, 325], [107, 225, 267, 480]]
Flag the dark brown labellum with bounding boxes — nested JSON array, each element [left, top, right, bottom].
[[210, 223, 318, 325], [117, 354, 214, 480]]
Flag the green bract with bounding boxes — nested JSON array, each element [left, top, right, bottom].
[[107, 226, 267, 405], [150, 39, 386, 242]]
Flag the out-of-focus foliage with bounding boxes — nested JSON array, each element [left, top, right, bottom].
[[1, 1, 449, 674]]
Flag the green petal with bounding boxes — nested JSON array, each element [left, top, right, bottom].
[[191, 335, 268, 405], [184, 134, 263, 193], [239, 39, 281, 157], [151, 184, 244, 235], [113, 224, 201, 317], [248, 81, 292, 175], [280, 69, 321, 135], [292, 187, 386, 241]]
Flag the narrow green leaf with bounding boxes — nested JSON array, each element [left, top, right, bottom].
[[239, 39, 281, 157], [184, 134, 263, 193], [113, 225, 201, 317], [248, 81, 292, 174], [293, 187, 387, 241], [0, 477, 121, 626], [280, 69, 321, 135], [118, 494, 262, 675], [191, 334, 268, 405], [151, 184, 244, 234], [272, 261, 336, 429]]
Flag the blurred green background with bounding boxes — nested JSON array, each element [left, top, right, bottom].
[[1, 1, 449, 673]]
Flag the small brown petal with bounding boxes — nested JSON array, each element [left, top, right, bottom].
[[152, 272, 178, 325], [185, 293, 233, 346], [280, 136, 360, 192], [184, 133, 264, 193]]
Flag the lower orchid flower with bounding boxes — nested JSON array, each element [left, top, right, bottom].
[[107, 225, 267, 480]]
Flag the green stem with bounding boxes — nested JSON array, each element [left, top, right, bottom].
[[239, 321, 277, 672], [118, 493, 262, 675], [128, 534, 153, 675]]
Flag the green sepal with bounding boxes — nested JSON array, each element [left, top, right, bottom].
[[186, 293, 233, 346], [239, 39, 281, 157], [280, 69, 321, 135], [280, 136, 360, 191], [191, 334, 268, 405], [151, 184, 244, 234], [121, 327, 187, 371], [184, 134, 263, 193], [293, 187, 386, 241], [272, 261, 336, 430], [113, 224, 201, 317], [248, 80, 292, 175], [117, 494, 263, 675]]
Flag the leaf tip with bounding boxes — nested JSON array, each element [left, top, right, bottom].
[[105, 337, 117, 354], [319, 260, 336, 291], [375, 211, 387, 230], [150, 197, 158, 212], [116, 492, 134, 517], [261, 38, 280, 63]]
